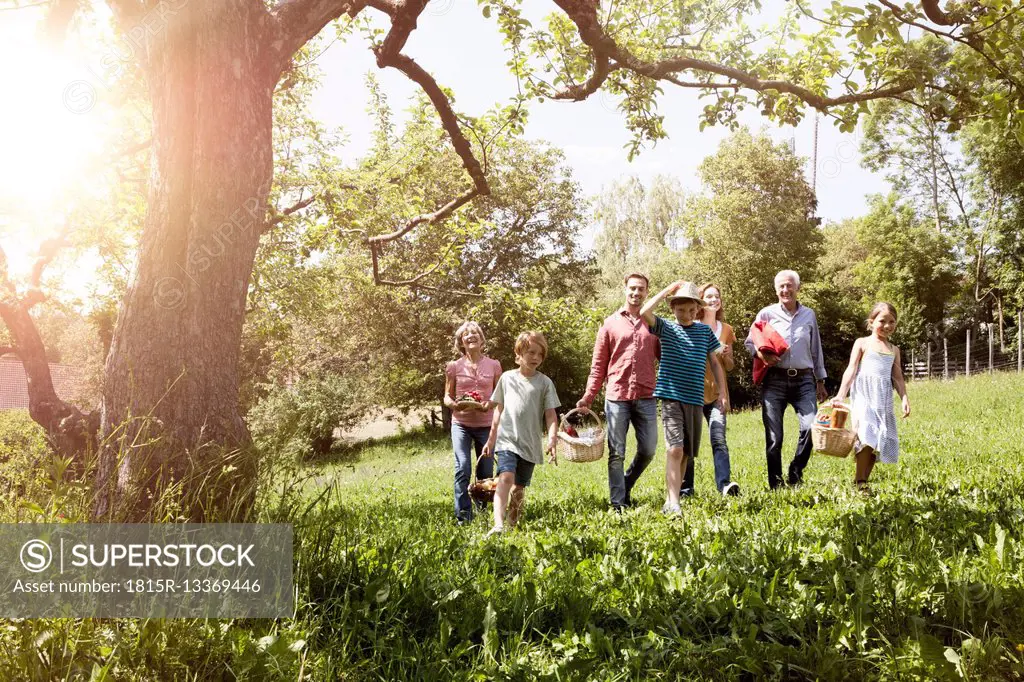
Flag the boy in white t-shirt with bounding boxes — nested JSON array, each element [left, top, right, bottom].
[[483, 331, 561, 536]]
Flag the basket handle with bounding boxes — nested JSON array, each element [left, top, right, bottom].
[[559, 406, 602, 432], [471, 451, 491, 485]]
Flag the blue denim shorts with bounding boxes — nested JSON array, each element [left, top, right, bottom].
[[495, 450, 536, 487]]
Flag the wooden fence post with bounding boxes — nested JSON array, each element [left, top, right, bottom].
[[966, 328, 971, 377], [989, 322, 995, 374], [910, 349, 916, 380], [943, 337, 949, 380], [926, 342, 932, 379]]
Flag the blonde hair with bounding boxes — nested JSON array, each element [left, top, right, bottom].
[[866, 302, 898, 330], [699, 283, 725, 322], [514, 331, 548, 359], [453, 321, 486, 356]]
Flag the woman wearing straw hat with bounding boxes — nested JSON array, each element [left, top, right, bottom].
[[444, 321, 502, 524]]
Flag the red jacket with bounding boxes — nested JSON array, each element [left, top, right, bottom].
[[749, 320, 790, 385]]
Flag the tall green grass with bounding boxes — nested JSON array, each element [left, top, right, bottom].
[[1, 374, 1023, 680]]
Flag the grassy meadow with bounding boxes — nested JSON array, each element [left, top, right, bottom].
[[2, 373, 1024, 680]]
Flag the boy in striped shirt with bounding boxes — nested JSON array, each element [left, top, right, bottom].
[[640, 281, 730, 514]]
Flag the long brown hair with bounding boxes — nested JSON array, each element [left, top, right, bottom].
[[698, 283, 725, 322], [866, 302, 898, 330]]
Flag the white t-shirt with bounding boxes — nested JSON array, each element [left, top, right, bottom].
[[490, 369, 561, 464]]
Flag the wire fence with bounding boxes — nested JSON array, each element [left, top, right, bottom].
[[903, 311, 1024, 380]]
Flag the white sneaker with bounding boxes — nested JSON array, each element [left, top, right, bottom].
[[722, 482, 741, 497], [660, 502, 682, 516], [485, 525, 505, 538]]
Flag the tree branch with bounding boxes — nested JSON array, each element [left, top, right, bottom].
[[367, 188, 480, 245], [920, 0, 958, 26], [551, 0, 918, 110], [266, 194, 317, 232], [335, 0, 491, 296], [0, 296, 98, 458], [269, 0, 392, 79], [19, 224, 74, 312], [552, 53, 615, 101], [663, 76, 741, 89], [371, 14, 489, 196], [370, 242, 482, 297], [880, 0, 1022, 92]]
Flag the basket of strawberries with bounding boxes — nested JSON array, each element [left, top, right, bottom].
[[468, 454, 498, 504], [455, 390, 487, 412]]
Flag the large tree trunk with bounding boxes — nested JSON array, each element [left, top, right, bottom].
[[94, 2, 276, 520]]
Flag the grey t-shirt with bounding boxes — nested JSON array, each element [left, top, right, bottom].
[[490, 369, 561, 464]]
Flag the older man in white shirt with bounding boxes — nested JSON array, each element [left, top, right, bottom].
[[745, 270, 828, 489]]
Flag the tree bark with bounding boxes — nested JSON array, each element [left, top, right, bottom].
[[94, 1, 276, 519], [0, 301, 98, 461]]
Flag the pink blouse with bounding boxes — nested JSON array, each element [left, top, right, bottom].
[[445, 355, 502, 428]]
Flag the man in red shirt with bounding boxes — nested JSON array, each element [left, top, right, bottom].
[[577, 273, 660, 511]]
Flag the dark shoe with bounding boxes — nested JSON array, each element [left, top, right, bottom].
[[722, 482, 741, 497], [854, 480, 872, 496], [456, 516, 472, 526], [680, 487, 695, 499]]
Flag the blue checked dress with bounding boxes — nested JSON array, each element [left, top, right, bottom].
[[851, 349, 899, 463]]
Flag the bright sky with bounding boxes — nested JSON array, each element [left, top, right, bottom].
[[0, 1, 890, 288]]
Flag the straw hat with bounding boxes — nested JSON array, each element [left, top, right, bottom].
[[667, 281, 704, 306]]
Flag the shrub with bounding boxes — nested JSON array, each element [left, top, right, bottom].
[[0, 409, 50, 486], [248, 373, 372, 462]]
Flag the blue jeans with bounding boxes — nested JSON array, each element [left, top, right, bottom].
[[452, 423, 494, 521], [761, 371, 817, 488], [605, 398, 658, 508], [682, 402, 732, 493]]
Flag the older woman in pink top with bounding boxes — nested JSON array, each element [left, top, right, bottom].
[[444, 321, 502, 524]]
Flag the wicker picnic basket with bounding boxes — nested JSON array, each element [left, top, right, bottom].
[[812, 403, 855, 458], [468, 453, 498, 504], [556, 407, 605, 463]]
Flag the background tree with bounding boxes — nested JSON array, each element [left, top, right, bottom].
[[959, 117, 1024, 344], [860, 89, 959, 232], [850, 194, 956, 345], [685, 128, 822, 328], [242, 87, 594, 454], [591, 175, 689, 310], [816, 194, 954, 344]]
